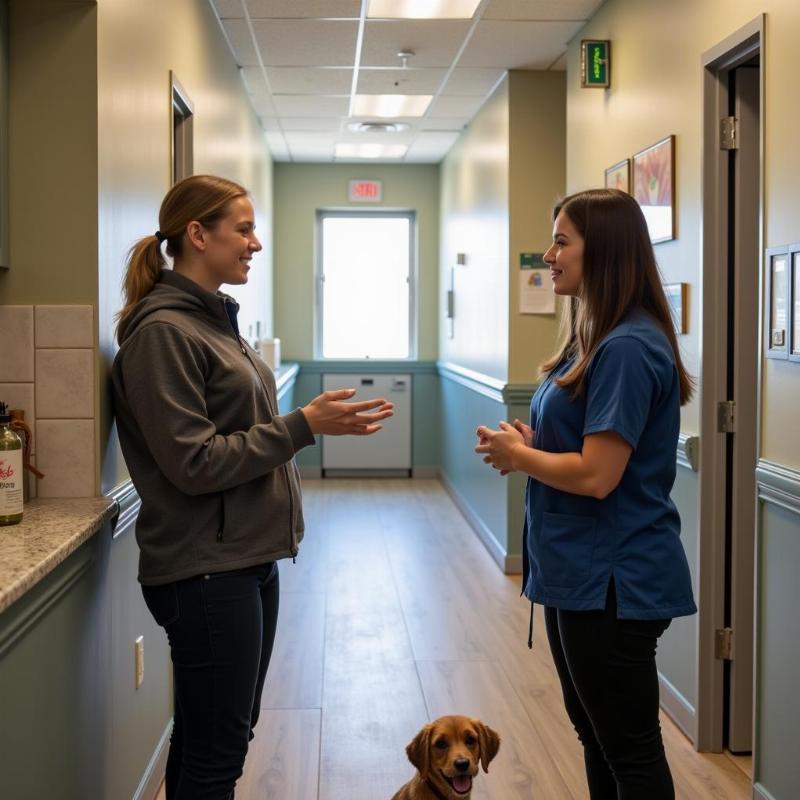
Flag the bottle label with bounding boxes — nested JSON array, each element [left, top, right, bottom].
[[0, 450, 23, 515]]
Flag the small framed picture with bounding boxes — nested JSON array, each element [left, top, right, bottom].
[[633, 135, 675, 244], [663, 282, 688, 335], [605, 159, 630, 194], [765, 246, 789, 360], [790, 247, 800, 363]]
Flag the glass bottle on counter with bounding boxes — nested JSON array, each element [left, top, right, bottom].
[[0, 401, 24, 526]]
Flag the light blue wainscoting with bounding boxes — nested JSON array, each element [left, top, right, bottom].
[[753, 461, 800, 800], [657, 434, 700, 740], [0, 485, 171, 800], [290, 360, 440, 476], [437, 362, 536, 574]]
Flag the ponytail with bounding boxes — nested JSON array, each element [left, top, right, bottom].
[[115, 235, 166, 341], [114, 174, 248, 344]]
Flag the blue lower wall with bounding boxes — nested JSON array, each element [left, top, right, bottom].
[[755, 463, 800, 800]]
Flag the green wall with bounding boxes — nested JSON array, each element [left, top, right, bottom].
[[96, 0, 275, 493], [273, 163, 440, 361]]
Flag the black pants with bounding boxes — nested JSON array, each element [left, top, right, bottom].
[[544, 581, 674, 800], [142, 561, 280, 800]]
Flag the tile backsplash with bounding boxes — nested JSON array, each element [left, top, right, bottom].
[[0, 305, 95, 498]]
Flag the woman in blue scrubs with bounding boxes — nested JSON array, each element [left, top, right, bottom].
[[476, 188, 696, 799]]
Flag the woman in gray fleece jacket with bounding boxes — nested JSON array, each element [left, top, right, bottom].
[[112, 175, 393, 800]]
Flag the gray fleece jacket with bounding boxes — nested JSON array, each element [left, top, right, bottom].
[[112, 269, 315, 585]]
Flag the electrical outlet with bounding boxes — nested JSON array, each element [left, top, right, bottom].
[[135, 636, 144, 689]]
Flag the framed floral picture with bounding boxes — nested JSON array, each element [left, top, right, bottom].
[[633, 135, 675, 244], [605, 159, 630, 194]]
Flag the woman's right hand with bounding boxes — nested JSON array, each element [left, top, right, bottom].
[[512, 418, 535, 447], [302, 389, 394, 436]]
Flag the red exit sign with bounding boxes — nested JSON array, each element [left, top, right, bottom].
[[348, 179, 383, 202]]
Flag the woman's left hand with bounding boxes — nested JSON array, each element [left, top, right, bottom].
[[475, 421, 524, 474]]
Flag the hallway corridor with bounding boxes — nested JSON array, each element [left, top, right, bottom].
[[220, 479, 752, 799]]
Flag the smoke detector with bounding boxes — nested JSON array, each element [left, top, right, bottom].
[[347, 121, 410, 134]]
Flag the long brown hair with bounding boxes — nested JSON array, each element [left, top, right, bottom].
[[540, 188, 694, 405], [115, 174, 248, 341]]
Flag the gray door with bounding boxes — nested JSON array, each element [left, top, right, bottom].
[[725, 62, 760, 754]]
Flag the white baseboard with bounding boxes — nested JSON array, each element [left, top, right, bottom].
[[439, 471, 519, 575], [753, 782, 777, 800], [412, 466, 440, 478], [658, 672, 696, 742], [134, 720, 172, 800]]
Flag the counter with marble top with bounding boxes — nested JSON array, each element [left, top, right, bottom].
[[0, 496, 117, 614]]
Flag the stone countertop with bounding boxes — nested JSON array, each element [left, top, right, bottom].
[[0, 497, 117, 614]]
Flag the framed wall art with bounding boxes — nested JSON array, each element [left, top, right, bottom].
[[663, 282, 688, 335], [790, 245, 800, 363], [632, 135, 675, 244], [605, 158, 630, 194], [765, 246, 790, 360]]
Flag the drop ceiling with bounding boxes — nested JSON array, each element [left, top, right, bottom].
[[210, 0, 604, 163]]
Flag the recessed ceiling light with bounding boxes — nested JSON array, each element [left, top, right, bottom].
[[352, 94, 432, 118], [335, 143, 408, 159], [368, 0, 481, 19], [346, 121, 411, 133]]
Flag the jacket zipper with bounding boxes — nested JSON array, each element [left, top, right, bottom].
[[217, 493, 225, 542], [222, 307, 297, 558]]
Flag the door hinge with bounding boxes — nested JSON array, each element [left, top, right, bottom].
[[715, 627, 734, 660], [717, 400, 735, 433], [720, 116, 738, 150]]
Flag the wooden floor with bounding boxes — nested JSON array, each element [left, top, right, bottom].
[[162, 478, 754, 799]]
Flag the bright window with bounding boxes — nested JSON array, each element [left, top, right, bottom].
[[317, 212, 415, 359]]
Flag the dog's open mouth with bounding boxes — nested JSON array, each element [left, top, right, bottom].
[[442, 772, 473, 796]]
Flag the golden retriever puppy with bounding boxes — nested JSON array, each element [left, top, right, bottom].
[[391, 715, 500, 800]]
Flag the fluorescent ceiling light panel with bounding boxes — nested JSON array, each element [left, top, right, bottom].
[[335, 143, 408, 159], [368, 0, 481, 19], [352, 94, 432, 118]]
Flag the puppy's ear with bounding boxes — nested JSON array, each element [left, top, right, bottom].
[[406, 724, 433, 777], [474, 720, 500, 773]]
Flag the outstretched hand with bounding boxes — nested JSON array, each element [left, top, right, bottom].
[[302, 389, 394, 436], [475, 421, 525, 475]]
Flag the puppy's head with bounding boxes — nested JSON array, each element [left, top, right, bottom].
[[406, 715, 500, 798]]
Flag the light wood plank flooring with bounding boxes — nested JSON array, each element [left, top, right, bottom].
[[163, 478, 754, 799]]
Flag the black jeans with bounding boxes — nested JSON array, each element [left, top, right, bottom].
[[544, 581, 674, 800], [142, 561, 280, 800]]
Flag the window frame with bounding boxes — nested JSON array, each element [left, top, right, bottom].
[[314, 209, 418, 361]]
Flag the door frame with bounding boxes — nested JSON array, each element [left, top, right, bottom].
[[697, 14, 764, 753]]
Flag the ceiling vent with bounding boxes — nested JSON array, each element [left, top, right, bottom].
[[347, 121, 410, 134]]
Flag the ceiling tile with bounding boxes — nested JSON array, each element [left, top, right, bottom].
[[458, 20, 583, 68], [360, 20, 471, 67], [240, 66, 265, 94], [284, 132, 337, 148], [483, 0, 603, 21], [272, 95, 350, 116], [443, 67, 506, 95], [260, 117, 282, 131], [357, 68, 445, 95], [265, 131, 290, 156], [245, 0, 361, 18], [426, 95, 486, 118], [267, 67, 353, 94], [249, 93, 277, 116], [252, 19, 359, 66], [291, 147, 336, 161], [222, 19, 259, 66], [280, 117, 347, 131], [549, 52, 567, 70], [213, 0, 245, 19], [416, 117, 469, 131], [411, 131, 461, 148]]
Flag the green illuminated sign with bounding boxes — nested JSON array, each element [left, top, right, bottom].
[[581, 40, 610, 88]]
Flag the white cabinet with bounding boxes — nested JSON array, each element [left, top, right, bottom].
[[321, 374, 411, 473]]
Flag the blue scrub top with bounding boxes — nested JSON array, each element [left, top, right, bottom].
[[522, 310, 697, 620]]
